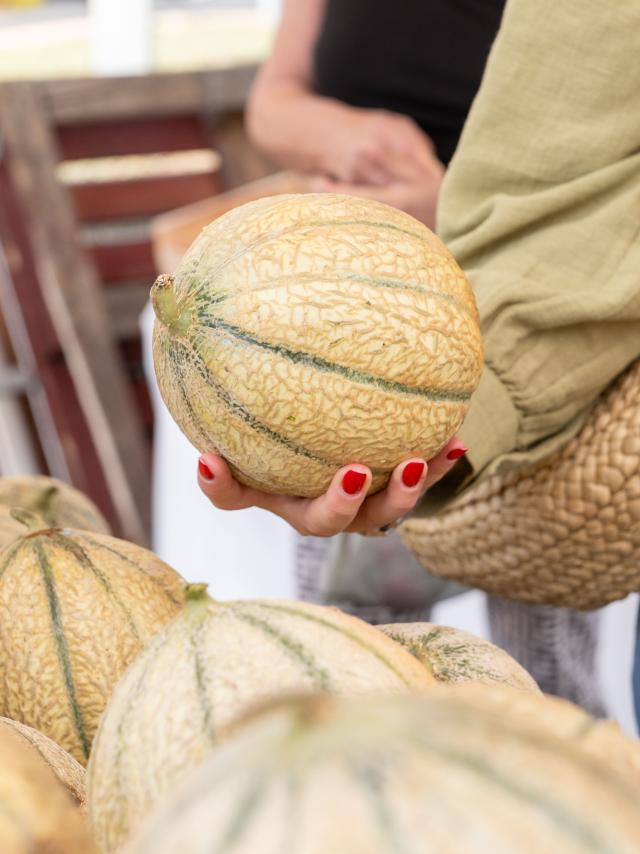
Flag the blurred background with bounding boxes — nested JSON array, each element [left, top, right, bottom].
[[0, 0, 280, 79], [0, 0, 636, 734]]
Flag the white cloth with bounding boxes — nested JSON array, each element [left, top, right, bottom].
[[140, 302, 297, 599]]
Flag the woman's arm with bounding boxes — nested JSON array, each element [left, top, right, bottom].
[[432, 0, 640, 500], [246, 0, 338, 174], [246, 0, 439, 185]]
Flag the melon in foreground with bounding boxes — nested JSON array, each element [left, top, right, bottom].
[[379, 621, 539, 691], [0, 474, 111, 548], [0, 718, 96, 853], [0, 514, 184, 764], [151, 193, 483, 497], [126, 687, 640, 854], [0, 716, 86, 807], [88, 587, 434, 852]]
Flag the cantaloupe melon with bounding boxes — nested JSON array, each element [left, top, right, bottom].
[[379, 621, 539, 691], [449, 684, 640, 789], [0, 719, 96, 853], [126, 688, 640, 854], [151, 193, 483, 497], [0, 475, 110, 548], [88, 586, 434, 852], [0, 516, 184, 764], [0, 716, 86, 807]]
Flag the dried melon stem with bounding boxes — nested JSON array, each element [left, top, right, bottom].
[[182, 583, 215, 628], [30, 485, 59, 523], [151, 274, 192, 336], [10, 507, 47, 532], [184, 582, 209, 602]]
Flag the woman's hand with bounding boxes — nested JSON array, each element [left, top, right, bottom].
[[323, 109, 443, 187], [197, 437, 467, 537], [310, 162, 444, 230]]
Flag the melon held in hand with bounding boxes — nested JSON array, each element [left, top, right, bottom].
[[151, 193, 483, 496]]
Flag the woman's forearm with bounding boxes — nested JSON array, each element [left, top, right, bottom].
[[246, 81, 354, 175], [430, 0, 640, 504]]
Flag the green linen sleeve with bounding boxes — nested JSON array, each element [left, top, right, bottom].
[[435, 0, 640, 492]]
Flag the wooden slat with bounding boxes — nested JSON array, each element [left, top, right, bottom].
[[0, 162, 122, 524], [40, 66, 257, 125], [57, 116, 207, 159], [70, 172, 222, 221], [0, 195, 62, 362], [0, 366, 30, 396], [88, 240, 156, 283], [206, 111, 275, 189], [0, 82, 150, 544], [120, 339, 154, 435]]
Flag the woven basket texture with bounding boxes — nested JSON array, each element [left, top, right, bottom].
[[400, 360, 640, 609]]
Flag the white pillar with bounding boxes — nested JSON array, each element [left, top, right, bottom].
[[88, 0, 153, 77], [256, 0, 283, 25]]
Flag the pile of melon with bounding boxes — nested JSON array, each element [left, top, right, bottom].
[[1, 472, 639, 854], [1, 196, 639, 852]]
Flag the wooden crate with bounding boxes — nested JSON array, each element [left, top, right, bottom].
[[0, 66, 270, 543]]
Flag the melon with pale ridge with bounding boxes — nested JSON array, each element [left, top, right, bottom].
[[125, 688, 640, 854], [87, 586, 434, 852], [0, 513, 184, 764], [378, 621, 539, 692], [151, 193, 482, 496], [0, 475, 110, 548]]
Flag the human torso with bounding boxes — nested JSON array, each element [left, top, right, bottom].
[[314, 0, 505, 164]]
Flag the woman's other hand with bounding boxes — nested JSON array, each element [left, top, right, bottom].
[[323, 109, 443, 187], [246, 0, 443, 192], [197, 438, 466, 537], [310, 154, 445, 230]]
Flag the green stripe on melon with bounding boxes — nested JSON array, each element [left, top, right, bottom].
[[0, 523, 184, 764], [151, 193, 483, 497], [126, 688, 640, 854], [87, 588, 434, 853], [378, 621, 539, 692], [0, 475, 111, 550]]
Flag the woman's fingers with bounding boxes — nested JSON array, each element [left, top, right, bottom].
[[292, 465, 371, 536], [198, 438, 468, 537], [347, 439, 467, 533], [251, 464, 373, 536], [198, 454, 372, 536], [346, 458, 428, 533], [197, 454, 266, 510], [423, 437, 468, 490]]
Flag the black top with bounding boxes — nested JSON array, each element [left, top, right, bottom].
[[314, 0, 505, 165]]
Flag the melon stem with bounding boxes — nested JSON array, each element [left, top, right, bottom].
[[151, 274, 192, 336], [10, 508, 46, 532], [30, 486, 58, 524], [184, 582, 210, 603]]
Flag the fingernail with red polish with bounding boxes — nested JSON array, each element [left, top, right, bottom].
[[342, 470, 367, 495], [198, 458, 215, 481], [402, 461, 425, 487], [447, 446, 468, 461]]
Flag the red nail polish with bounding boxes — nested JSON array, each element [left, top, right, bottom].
[[447, 446, 468, 461], [402, 461, 425, 487], [198, 459, 214, 481], [342, 470, 367, 495]]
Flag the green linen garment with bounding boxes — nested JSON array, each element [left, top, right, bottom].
[[434, 0, 640, 499]]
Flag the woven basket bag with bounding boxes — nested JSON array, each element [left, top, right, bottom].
[[400, 359, 640, 609]]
